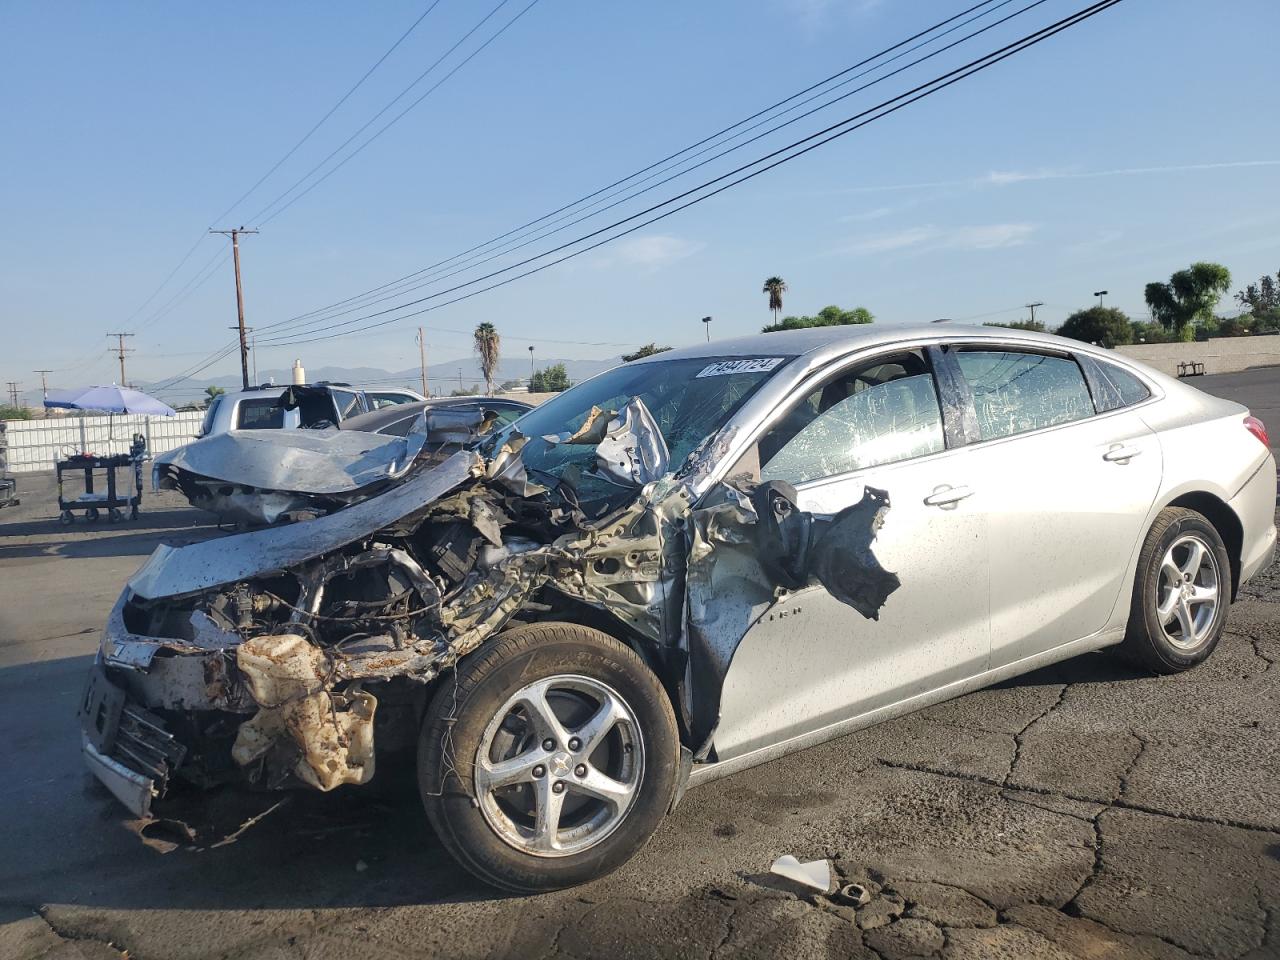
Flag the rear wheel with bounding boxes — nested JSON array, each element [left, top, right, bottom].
[[418, 622, 678, 892], [1122, 507, 1230, 673]]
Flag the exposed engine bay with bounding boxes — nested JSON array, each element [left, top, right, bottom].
[[83, 392, 900, 827]]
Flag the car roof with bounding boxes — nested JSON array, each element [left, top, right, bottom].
[[628, 323, 1088, 365]]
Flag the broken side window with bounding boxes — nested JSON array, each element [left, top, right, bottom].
[[954, 350, 1094, 441], [758, 350, 945, 484]]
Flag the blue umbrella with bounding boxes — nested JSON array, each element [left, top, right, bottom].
[[45, 385, 176, 417]]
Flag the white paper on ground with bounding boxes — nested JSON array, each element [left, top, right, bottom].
[[769, 854, 833, 892]]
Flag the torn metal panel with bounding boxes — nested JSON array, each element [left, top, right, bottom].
[[542, 397, 671, 488], [129, 451, 478, 599]]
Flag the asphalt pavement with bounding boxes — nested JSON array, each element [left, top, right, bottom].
[[1, 369, 1277, 960]]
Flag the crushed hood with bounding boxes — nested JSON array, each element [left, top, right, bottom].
[[131, 451, 479, 599], [153, 427, 428, 496]]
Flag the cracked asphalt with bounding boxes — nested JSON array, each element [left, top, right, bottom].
[[1, 369, 1278, 959]]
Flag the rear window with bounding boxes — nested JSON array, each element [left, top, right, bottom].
[[1092, 358, 1151, 411], [200, 395, 223, 436], [235, 398, 285, 430], [955, 350, 1094, 441]]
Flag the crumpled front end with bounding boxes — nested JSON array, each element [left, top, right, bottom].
[[82, 397, 902, 827]]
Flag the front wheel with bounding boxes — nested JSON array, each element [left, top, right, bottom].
[[418, 622, 679, 893], [1122, 507, 1231, 673]]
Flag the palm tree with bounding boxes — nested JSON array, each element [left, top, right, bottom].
[[763, 277, 788, 325], [473, 322, 501, 396]]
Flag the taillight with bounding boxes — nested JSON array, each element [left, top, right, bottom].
[[1244, 415, 1269, 448]]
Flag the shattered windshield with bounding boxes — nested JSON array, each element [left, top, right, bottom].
[[504, 355, 793, 499]]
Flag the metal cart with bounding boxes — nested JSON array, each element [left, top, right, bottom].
[[56, 434, 147, 524], [0, 422, 17, 509]]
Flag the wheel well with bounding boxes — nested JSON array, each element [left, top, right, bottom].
[[1167, 491, 1243, 598]]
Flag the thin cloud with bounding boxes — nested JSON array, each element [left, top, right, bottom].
[[839, 222, 1036, 255], [585, 234, 705, 271], [835, 159, 1280, 195]]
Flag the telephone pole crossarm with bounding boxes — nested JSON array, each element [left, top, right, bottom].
[[106, 332, 135, 386]]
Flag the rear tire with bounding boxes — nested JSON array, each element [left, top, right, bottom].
[[418, 622, 678, 893], [1121, 507, 1230, 673]]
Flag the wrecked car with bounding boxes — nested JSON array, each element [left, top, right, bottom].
[[81, 325, 1276, 892], [154, 397, 529, 526]]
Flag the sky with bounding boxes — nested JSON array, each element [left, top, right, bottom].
[[2, 0, 1278, 404]]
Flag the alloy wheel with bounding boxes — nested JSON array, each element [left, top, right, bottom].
[[473, 674, 644, 857], [1155, 533, 1220, 650]]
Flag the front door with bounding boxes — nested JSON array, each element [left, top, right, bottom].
[[704, 349, 991, 762]]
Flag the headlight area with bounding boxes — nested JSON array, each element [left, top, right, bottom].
[[81, 551, 448, 827]]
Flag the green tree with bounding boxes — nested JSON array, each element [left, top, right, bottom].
[[620, 343, 672, 362], [0, 405, 31, 420], [1056, 307, 1132, 348], [1235, 268, 1280, 333], [1144, 262, 1232, 341], [762, 304, 873, 333], [984, 319, 1045, 332], [1129, 320, 1176, 344], [473, 322, 501, 396], [762, 276, 788, 325], [204, 385, 225, 402], [530, 363, 571, 393]]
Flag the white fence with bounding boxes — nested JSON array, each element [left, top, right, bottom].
[[1, 413, 204, 473]]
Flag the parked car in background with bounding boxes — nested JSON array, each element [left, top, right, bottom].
[[339, 396, 532, 437], [198, 383, 426, 437], [364, 387, 428, 409], [85, 325, 1275, 892]]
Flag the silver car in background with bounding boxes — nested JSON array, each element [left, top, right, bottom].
[[81, 325, 1275, 892]]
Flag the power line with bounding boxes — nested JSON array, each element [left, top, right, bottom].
[[135, 247, 231, 333], [275, 0, 1048, 340], [259, 0, 1015, 333], [209, 0, 445, 226], [248, 0, 536, 226], [259, 0, 1125, 348], [108, 1, 446, 338]]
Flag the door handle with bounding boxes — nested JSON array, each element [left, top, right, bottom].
[[1103, 444, 1142, 463], [923, 484, 974, 507]]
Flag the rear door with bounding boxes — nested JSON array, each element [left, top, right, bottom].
[[941, 344, 1163, 666], [707, 347, 991, 761]]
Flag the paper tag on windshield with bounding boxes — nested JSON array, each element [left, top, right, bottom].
[[695, 357, 785, 378]]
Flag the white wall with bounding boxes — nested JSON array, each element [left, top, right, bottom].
[[0, 412, 204, 473], [1116, 336, 1280, 378]]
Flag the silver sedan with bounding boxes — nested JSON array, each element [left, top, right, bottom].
[[82, 325, 1276, 892]]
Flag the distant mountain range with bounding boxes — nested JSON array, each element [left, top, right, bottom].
[[138, 354, 622, 403], [7, 355, 623, 412]]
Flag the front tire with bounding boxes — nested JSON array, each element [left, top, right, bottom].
[[1122, 507, 1230, 673], [418, 622, 679, 893]]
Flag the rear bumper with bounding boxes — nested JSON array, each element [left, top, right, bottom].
[[1232, 452, 1278, 589]]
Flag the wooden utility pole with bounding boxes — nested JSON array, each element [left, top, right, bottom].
[[106, 333, 134, 385], [33, 369, 52, 401], [1026, 301, 1044, 326], [5, 382, 20, 407], [211, 227, 259, 390], [417, 327, 429, 397]]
